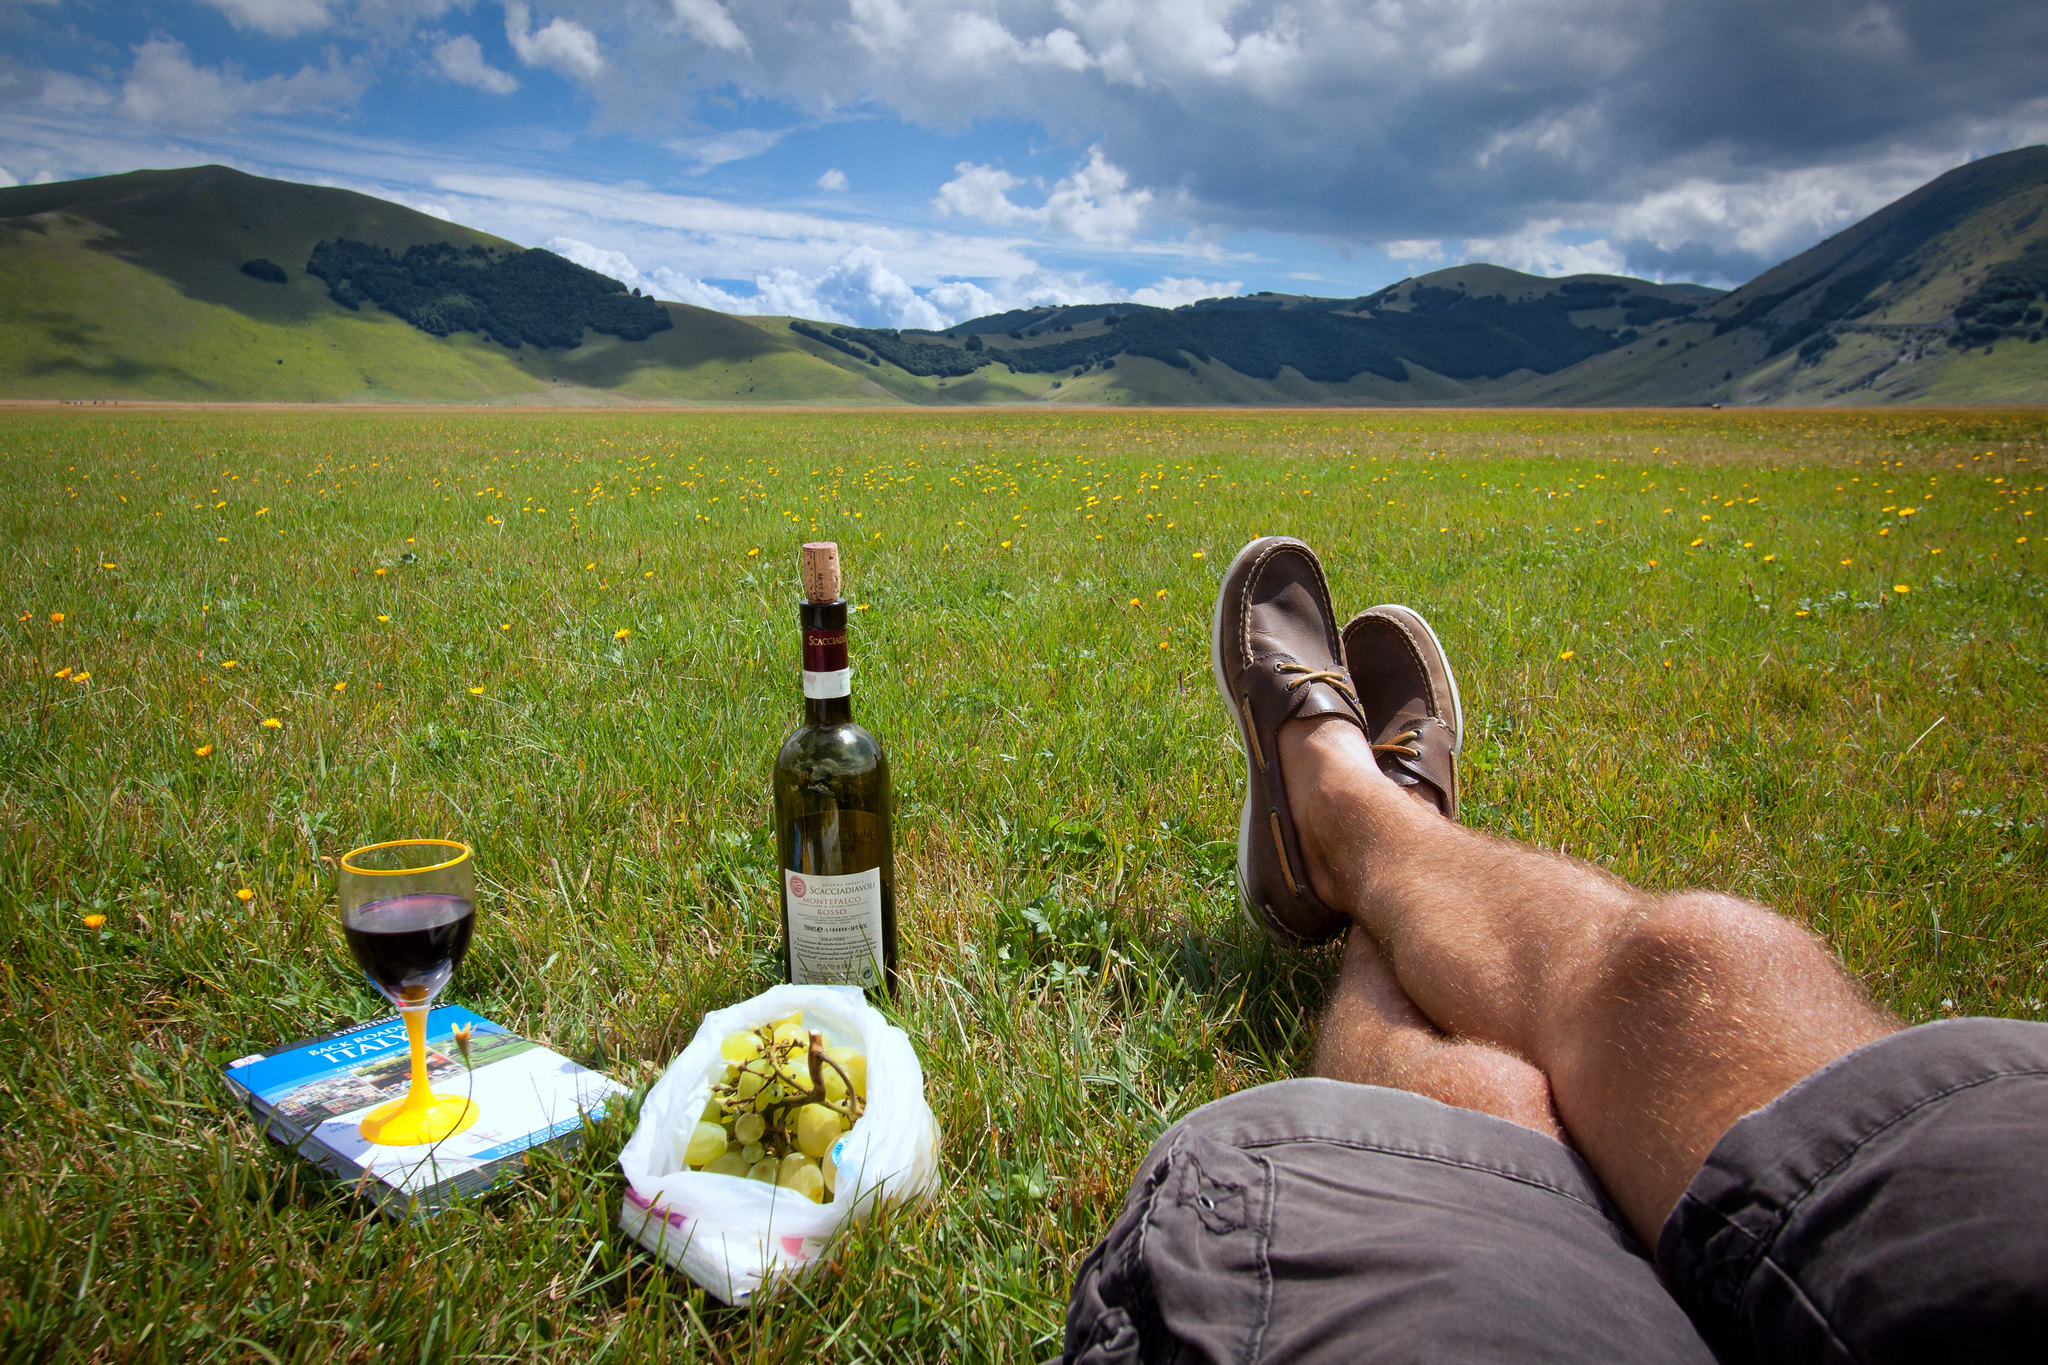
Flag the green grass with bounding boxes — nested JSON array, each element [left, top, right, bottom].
[[3, 406, 2045, 1361]]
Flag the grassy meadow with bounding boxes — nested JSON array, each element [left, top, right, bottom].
[[3, 405, 2045, 1362]]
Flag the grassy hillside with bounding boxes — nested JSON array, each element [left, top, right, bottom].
[[902, 268, 1722, 404], [1523, 145, 2048, 406], [0, 166, 880, 405], [3, 408, 2042, 1359]]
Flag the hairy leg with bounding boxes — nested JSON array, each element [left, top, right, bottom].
[[1316, 926, 1566, 1144], [1284, 716, 1896, 1244]]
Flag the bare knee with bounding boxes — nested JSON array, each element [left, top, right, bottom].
[[1582, 890, 1887, 1053], [1606, 892, 1792, 994]]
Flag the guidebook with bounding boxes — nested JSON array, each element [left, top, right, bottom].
[[222, 1005, 628, 1218]]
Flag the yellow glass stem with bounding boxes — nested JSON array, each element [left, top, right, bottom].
[[357, 993, 479, 1146]]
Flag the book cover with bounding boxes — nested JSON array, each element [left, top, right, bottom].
[[222, 1006, 627, 1217]]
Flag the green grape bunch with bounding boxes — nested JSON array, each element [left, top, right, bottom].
[[683, 1010, 868, 1202]]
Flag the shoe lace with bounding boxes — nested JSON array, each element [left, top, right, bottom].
[[1372, 728, 1421, 760], [1276, 661, 1360, 704]]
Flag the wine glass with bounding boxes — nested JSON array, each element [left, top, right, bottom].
[[339, 838, 481, 1145]]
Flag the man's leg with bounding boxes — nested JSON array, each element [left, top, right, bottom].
[[1316, 926, 1566, 1143], [1282, 713, 1897, 1245]]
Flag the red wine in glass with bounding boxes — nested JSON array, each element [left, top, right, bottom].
[[344, 893, 475, 1002]]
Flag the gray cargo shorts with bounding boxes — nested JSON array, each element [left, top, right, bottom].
[[1065, 1018, 2048, 1363]]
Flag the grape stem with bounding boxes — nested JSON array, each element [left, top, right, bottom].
[[711, 1026, 864, 1157], [757, 1031, 863, 1130]]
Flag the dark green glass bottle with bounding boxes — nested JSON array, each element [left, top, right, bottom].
[[773, 542, 896, 995]]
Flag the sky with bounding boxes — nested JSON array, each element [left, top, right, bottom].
[[2, 1, 2045, 330]]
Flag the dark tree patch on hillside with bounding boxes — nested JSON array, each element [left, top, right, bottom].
[[1952, 239, 2048, 348], [305, 239, 671, 350], [789, 320, 873, 362], [793, 277, 1633, 385], [1619, 295, 1698, 326], [818, 324, 993, 377], [240, 258, 288, 284], [982, 295, 1618, 383]]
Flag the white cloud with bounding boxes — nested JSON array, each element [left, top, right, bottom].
[[672, 0, 748, 54], [504, 1, 604, 82], [816, 167, 848, 191], [545, 226, 1243, 329], [433, 35, 520, 95], [200, 0, 333, 39], [667, 127, 785, 171], [1606, 162, 1945, 265], [811, 246, 946, 327], [1383, 239, 1445, 264], [1128, 275, 1240, 309], [1455, 223, 1628, 278], [1040, 145, 1151, 242], [36, 72, 117, 112], [0, 165, 14, 188], [547, 235, 641, 282], [935, 144, 1152, 244], [118, 38, 363, 129], [934, 161, 1032, 225]]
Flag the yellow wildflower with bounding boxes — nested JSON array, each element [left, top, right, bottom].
[[260, 717, 282, 729], [49, 612, 64, 623], [469, 686, 485, 695], [194, 744, 213, 757], [1893, 584, 1910, 594], [333, 681, 346, 692], [615, 627, 631, 640], [236, 888, 254, 901], [83, 914, 107, 929], [1558, 650, 1575, 661]]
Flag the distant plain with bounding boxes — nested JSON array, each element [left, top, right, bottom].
[[3, 406, 2044, 1361]]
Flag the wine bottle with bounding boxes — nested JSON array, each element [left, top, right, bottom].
[[772, 542, 897, 995]]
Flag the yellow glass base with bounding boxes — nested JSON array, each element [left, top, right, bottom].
[[358, 1093, 480, 1146]]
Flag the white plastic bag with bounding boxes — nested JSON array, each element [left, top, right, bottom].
[[617, 983, 940, 1304]]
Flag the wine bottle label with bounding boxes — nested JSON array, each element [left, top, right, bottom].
[[803, 667, 851, 699], [802, 626, 850, 699], [784, 867, 885, 989]]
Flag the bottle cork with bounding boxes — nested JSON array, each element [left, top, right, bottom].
[[800, 542, 842, 603]]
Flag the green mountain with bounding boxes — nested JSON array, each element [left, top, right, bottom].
[[1501, 145, 2048, 405], [908, 265, 1725, 403], [3, 153, 2044, 405], [0, 165, 888, 404]]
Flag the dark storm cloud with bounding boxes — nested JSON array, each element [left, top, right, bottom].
[[577, 0, 2048, 273]]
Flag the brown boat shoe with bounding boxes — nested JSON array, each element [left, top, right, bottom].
[[1210, 536, 1368, 946], [1340, 604, 1464, 821]]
